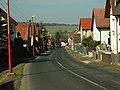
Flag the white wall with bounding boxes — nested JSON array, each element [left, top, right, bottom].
[[110, 8, 117, 54], [86, 30, 92, 37], [83, 30, 92, 38], [80, 26, 83, 44], [117, 17, 120, 53], [100, 29, 109, 45], [93, 19, 100, 41], [93, 18, 109, 45]]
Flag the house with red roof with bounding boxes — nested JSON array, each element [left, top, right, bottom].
[[0, 8, 17, 43], [16, 22, 32, 48], [79, 18, 92, 44], [105, 0, 120, 54], [92, 8, 110, 46], [16, 22, 41, 52]]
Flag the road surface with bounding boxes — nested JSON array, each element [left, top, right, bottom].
[[20, 48, 120, 90]]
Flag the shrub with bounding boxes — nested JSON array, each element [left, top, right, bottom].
[[82, 37, 100, 50]]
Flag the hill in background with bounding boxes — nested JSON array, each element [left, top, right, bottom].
[[45, 23, 78, 36]]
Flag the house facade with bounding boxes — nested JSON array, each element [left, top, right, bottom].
[[92, 8, 110, 45], [79, 18, 92, 44], [16, 22, 32, 48], [105, 0, 120, 54], [0, 8, 17, 43], [35, 26, 40, 42], [68, 29, 80, 50]]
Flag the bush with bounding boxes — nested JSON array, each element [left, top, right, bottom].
[[82, 37, 100, 50]]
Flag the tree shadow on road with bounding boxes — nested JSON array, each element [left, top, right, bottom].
[[23, 68, 65, 76], [28, 59, 54, 63]]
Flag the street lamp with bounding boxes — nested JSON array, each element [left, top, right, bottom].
[[32, 16, 35, 56]]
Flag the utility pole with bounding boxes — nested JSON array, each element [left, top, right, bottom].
[[6, 0, 12, 73], [32, 16, 35, 56]]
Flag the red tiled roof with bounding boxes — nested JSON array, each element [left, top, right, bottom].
[[92, 8, 110, 28], [105, 0, 120, 25], [16, 23, 28, 40], [105, 0, 120, 17], [79, 18, 92, 30]]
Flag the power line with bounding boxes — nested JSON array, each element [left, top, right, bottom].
[[0, 0, 28, 22], [0, 0, 6, 10], [0, 0, 19, 22], [10, 0, 28, 21]]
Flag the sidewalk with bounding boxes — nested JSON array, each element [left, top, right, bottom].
[[0, 49, 52, 90], [0, 56, 36, 90]]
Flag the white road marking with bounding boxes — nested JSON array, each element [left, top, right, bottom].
[[55, 51, 109, 90]]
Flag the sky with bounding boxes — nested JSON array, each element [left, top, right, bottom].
[[0, 0, 106, 24]]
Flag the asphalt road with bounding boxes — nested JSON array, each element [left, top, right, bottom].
[[20, 48, 120, 90]]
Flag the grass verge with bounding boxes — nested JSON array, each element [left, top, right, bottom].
[[0, 63, 25, 90], [66, 47, 120, 72]]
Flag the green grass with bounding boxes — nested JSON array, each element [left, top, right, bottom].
[[46, 25, 78, 36]]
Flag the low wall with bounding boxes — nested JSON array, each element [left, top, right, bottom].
[[101, 52, 120, 64], [92, 51, 120, 64], [111, 54, 120, 64], [102, 52, 112, 63]]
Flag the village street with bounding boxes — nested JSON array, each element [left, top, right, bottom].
[[20, 48, 120, 90], [0, 0, 120, 90]]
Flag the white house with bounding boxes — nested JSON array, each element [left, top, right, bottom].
[[105, 0, 120, 54], [92, 8, 110, 46]]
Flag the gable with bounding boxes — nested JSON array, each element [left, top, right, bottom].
[[79, 18, 92, 31], [0, 8, 17, 24], [105, 0, 115, 18], [113, 2, 120, 16], [92, 8, 110, 28], [16, 23, 28, 40], [105, 0, 110, 18], [105, 0, 120, 17]]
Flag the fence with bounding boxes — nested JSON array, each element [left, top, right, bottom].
[[75, 44, 84, 53], [70, 43, 120, 64], [94, 51, 120, 64]]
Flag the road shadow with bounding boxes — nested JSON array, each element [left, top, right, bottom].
[[23, 68, 65, 76], [28, 59, 55, 64], [0, 81, 15, 90], [0, 67, 8, 73]]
